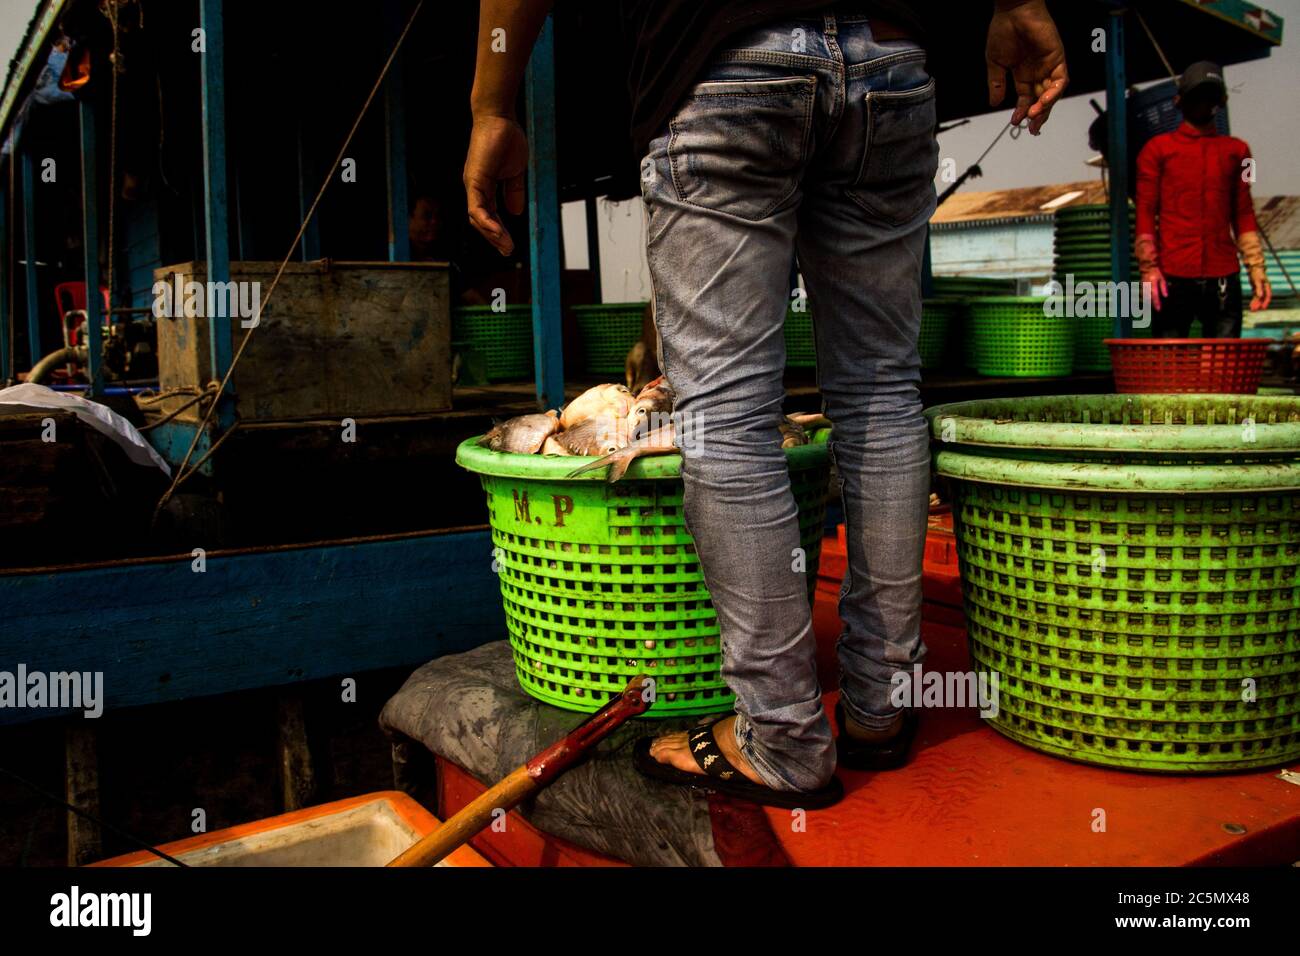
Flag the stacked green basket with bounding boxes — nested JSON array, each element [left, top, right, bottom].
[[785, 308, 817, 369], [931, 277, 1018, 371], [918, 298, 965, 370], [456, 433, 832, 717], [928, 394, 1300, 772], [451, 305, 534, 382], [571, 302, 647, 376], [1051, 203, 1140, 371], [966, 296, 1074, 376]]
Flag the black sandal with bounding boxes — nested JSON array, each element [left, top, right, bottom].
[[633, 716, 843, 810], [834, 702, 919, 771]]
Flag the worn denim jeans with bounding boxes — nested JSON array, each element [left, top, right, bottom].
[[641, 13, 935, 791]]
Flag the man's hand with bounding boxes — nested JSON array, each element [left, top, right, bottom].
[[465, 115, 529, 256], [1142, 267, 1169, 312], [986, 0, 1068, 134], [1135, 234, 1166, 312], [1249, 271, 1273, 312]]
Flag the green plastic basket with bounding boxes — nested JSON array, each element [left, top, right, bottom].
[[571, 302, 647, 376], [451, 305, 534, 382], [785, 308, 816, 369], [927, 394, 1300, 772], [966, 296, 1074, 377], [456, 433, 832, 716], [919, 298, 964, 370]]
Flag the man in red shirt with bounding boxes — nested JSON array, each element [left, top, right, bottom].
[[1135, 61, 1271, 337]]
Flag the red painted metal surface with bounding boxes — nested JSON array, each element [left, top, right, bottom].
[[438, 526, 1300, 866]]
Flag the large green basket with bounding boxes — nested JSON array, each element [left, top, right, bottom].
[[919, 298, 964, 370], [456, 434, 832, 716], [785, 308, 816, 369], [966, 296, 1074, 377], [451, 305, 534, 382], [927, 394, 1300, 772], [571, 302, 647, 376]]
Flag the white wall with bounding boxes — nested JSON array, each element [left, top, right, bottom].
[[561, 198, 652, 304]]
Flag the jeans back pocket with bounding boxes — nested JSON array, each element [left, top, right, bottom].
[[848, 78, 939, 226], [668, 75, 816, 222]]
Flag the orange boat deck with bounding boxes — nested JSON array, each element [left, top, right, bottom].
[[440, 523, 1300, 867]]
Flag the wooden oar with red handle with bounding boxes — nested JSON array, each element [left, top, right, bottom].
[[386, 675, 653, 867]]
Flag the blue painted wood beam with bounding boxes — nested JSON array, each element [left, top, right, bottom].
[[585, 195, 602, 304], [525, 14, 566, 412], [384, 6, 410, 263], [0, 183, 9, 383], [296, 120, 321, 261], [0, 529, 504, 724], [1105, 9, 1131, 338], [200, 0, 235, 428], [20, 145, 41, 366], [79, 99, 104, 397]]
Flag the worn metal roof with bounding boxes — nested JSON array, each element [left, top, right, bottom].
[[931, 181, 1112, 229]]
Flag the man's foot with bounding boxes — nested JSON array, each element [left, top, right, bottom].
[[834, 702, 919, 771], [647, 714, 766, 786]]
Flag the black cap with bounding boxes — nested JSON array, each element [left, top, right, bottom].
[[1178, 61, 1226, 97]]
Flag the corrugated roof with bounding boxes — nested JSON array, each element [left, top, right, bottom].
[[931, 180, 1111, 227], [933, 182, 1300, 251], [1254, 196, 1300, 250]]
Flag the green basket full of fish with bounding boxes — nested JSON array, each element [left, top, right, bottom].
[[572, 302, 648, 376], [452, 305, 534, 382], [457, 378, 832, 716], [927, 394, 1300, 772]]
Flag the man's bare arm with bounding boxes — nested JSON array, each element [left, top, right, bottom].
[[465, 0, 553, 255]]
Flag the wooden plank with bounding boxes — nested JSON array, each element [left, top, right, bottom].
[[0, 529, 504, 723], [277, 692, 316, 811], [64, 722, 102, 866]]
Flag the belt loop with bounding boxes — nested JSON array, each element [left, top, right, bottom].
[[824, 13, 837, 36]]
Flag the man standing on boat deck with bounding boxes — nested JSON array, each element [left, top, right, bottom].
[[463, 1, 1067, 806], [1135, 61, 1272, 337]]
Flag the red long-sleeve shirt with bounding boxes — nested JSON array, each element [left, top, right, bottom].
[[1135, 122, 1258, 279]]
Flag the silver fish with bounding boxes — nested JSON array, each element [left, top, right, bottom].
[[560, 383, 633, 429], [779, 416, 808, 448], [628, 375, 675, 437], [554, 412, 633, 457], [568, 423, 677, 482], [480, 411, 560, 454]]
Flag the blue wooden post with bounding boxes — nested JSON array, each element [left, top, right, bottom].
[[525, 15, 565, 411], [585, 195, 602, 304], [1105, 8, 1131, 337], [384, 7, 410, 262], [20, 145, 41, 366], [200, 0, 234, 428], [297, 120, 321, 261], [79, 100, 104, 397], [0, 185, 9, 383]]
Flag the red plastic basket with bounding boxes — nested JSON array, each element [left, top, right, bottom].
[[1104, 338, 1272, 394]]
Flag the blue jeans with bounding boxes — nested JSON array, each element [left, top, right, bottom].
[[641, 13, 935, 791]]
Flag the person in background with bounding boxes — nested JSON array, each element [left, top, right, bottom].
[[464, 0, 1066, 806], [1135, 61, 1271, 337]]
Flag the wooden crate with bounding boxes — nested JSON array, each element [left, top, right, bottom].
[[154, 260, 451, 421]]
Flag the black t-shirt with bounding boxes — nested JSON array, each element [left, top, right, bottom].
[[622, 1, 934, 156]]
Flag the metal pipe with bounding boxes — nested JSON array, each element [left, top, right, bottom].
[[28, 345, 87, 384]]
